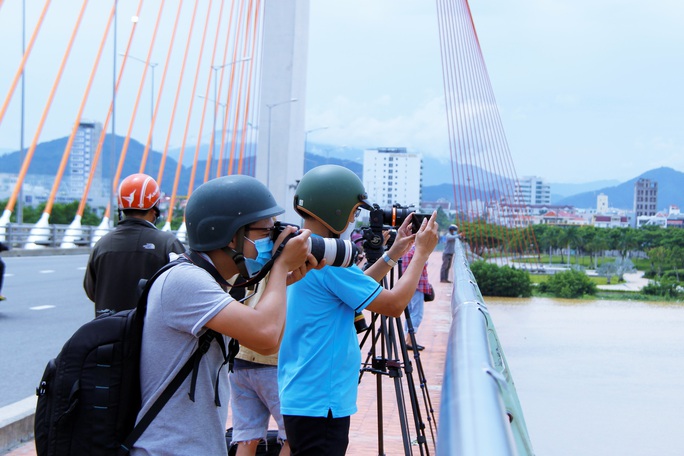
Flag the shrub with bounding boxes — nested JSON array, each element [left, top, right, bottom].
[[470, 261, 532, 298], [537, 269, 597, 298], [642, 279, 683, 298]]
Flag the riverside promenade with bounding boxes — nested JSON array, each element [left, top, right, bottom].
[[2, 252, 452, 456]]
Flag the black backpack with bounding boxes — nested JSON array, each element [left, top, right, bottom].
[[34, 253, 235, 456]]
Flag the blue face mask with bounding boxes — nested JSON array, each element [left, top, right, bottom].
[[244, 237, 274, 277]]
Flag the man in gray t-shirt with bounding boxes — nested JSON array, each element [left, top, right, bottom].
[[131, 176, 318, 455], [440, 225, 458, 283]]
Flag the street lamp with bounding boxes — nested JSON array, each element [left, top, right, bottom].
[[305, 126, 328, 158], [120, 53, 157, 152], [209, 57, 251, 163], [266, 98, 298, 187]]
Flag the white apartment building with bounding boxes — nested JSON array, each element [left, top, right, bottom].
[[362, 147, 422, 209], [515, 176, 551, 206], [597, 193, 608, 213], [69, 121, 102, 199]]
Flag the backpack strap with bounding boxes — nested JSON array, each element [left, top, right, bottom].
[[120, 328, 217, 454], [120, 251, 243, 454]]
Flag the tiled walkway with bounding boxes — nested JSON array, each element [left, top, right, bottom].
[[5, 252, 451, 455]]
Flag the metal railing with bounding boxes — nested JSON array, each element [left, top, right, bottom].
[[0, 222, 186, 250], [437, 241, 535, 456], [0, 223, 100, 249]]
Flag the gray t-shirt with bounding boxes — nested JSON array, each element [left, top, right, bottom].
[[131, 261, 233, 456], [443, 232, 458, 255]]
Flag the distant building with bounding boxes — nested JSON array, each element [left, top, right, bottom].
[[68, 121, 102, 199], [633, 178, 658, 226], [597, 193, 608, 213], [592, 214, 629, 228], [515, 176, 550, 206], [363, 147, 422, 209]]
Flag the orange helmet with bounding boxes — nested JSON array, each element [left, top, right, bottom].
[[117, 173, 161, 210]]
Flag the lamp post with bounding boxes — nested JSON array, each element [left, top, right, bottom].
[[209, 57, 251, 163], [111, 0, 118, 224], [18, 0, 26, 224], [304, 126, 328, 158], [266, 98, 298, 187], [120, 53, 157, 152]]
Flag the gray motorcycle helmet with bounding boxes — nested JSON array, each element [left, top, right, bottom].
[[185, 175, 284, 252]]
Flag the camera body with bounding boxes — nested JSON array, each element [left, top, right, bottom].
[[359, 204, 430, 263], [270, 221, 358, 268]]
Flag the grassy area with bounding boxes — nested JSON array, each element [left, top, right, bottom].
[[529, 274, 615, 286]]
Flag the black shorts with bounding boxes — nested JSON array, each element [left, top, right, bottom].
[[283, 410, 350, 456]]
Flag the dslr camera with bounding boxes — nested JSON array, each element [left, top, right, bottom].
[[270, 221, 358, 268]]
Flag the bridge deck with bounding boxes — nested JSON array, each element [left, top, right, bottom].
[[5, 252, 451, 456]]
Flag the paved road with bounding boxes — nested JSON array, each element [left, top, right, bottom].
[[0, 254, 93, 408]]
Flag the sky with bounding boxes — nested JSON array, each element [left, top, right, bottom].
[[0, 0, 683, 184]]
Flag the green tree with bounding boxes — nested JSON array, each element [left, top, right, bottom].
[[470, 261, 532, 298], [537, 269, 597, 298]]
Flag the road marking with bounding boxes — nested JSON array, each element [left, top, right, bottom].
[[31, 305, 56, 310], [39, 270, 55, 274]]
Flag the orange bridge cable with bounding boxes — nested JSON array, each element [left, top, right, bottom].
[[187, 0, 227, 197], [458, 0, 502, 257], [235, 0, 261, 175], [458, 0, 501, 256], [216, 0, 249, 178], [436, 0, 462, 226], [166, 0, 214, 224], [0, 0, 52, 128], [77, 0, 145, 218], [204, 0, 240, 183], [139, 0, 184, 173], [448, 0, 478, 240], [443, 0, 470, 232], [156, 0, 201, 187], [451, 0, 485, 251], [243, 0, 263, 176], [45, 4, 115, 216], [115, 0, 166, 190], [4, 0, 88, 215], [226, 1, 256, 176]]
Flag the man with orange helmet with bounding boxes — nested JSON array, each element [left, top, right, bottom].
[[83, 173, 185, 316]]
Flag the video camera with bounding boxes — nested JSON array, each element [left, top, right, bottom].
[[359, 204, 431, 262]]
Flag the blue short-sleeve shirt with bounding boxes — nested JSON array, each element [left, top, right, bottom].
[[278, 251, 382, 418]]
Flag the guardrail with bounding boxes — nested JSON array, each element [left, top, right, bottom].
[[437, 241, 535, 456], [0, 222, 186, 250], [0, 223, 102, 249]]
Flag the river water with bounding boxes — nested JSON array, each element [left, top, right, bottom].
[[486, 297, 684, 456]]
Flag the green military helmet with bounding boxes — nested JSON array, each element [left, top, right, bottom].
[[185, 175, 284, 251], [294, 165, 372, 235]]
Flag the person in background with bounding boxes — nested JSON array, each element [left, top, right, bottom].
[[440, 224, 458, 283], [83, 173, 185, 317], [0, 241, 9, 301], [399, 245, 430, 351], [278, 165, 439, 455]]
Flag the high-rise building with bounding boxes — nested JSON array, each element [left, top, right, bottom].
[[515, 176, 550, 206], [633, 178, 658, 223], [68, 121, 105, 205], [597, 193, 608, 213], [362, 147, 422, 209]]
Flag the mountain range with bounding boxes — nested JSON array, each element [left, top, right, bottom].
[[1, 136, 683, 212]]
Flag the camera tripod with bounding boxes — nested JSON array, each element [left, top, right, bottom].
[[357, 257, 437, 456]]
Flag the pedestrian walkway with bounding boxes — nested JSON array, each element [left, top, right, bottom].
[[2, 252, 452, 455]]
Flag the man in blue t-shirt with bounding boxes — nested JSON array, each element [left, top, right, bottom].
[[278, 165, 439, 455]]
